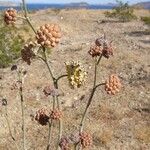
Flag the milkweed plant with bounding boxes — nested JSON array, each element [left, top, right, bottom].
[[1, 0, 122, 150]]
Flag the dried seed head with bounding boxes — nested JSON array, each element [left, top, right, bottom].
[[21, 42, 35, 65], [79, 132, 92, 148], [105, 74, 121, 95], [43, 85, 54, 97], [59, 137, 70, 150], [89, 36, 113, 58], [36, 24, 61, 48], [43, 86, 59, 97], [65, 61, 87, 88], [35, 108, 50, 126], [4, 8, 17, 25], [89, 44, 102, 57], [102, 41, 113, 59], [50, 109, 62, 120]]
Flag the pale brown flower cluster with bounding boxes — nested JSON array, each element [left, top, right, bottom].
[[36, 24, 61, 48], [50, 109, 62, 120], [21, 42, 35, 65], [43, 85, 54, 96], [79, 132, 92, 148], [4, 8, 17, 25], [89, 45, 102, 57], [89, 37, 113, 58], [105, 74, 121, 95], [35, 108, 50, 126], [59, 137, 70, 150]]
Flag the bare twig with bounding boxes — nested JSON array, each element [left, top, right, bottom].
[[18, 71, 26, 150]]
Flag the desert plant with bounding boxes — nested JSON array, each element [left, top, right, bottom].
[[0, 23, 24, 68], [2, 1, 122, 150], [141, 16, 150, 28], [105, 0, 137, 22]]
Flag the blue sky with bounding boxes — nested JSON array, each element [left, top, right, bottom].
[[2, 0, 149, 4]]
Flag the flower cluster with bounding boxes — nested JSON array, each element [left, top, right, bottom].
[[79, 132, 92, 148], [4, 8, 17, 25], [59, 137, 70, 150], [35, 108, 50, 126], [50, 109, 62, 120], [89, 44, 102, 57], [36, 24, 61, 48], [21, 42, 35, 65], [105, 74, 121, 95], [43, 85, 59, 97], [65, 61, 87, 88], [43, 85, 53, 96], [89, 36, 113, 58]]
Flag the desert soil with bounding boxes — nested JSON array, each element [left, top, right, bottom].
[[0, 9, 150, 150]]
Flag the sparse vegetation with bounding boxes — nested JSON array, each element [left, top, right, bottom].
[[0, 1, 149, 150], [0, 22, 24, 68], [104, 0, 137, 22], [141, 16, 150, 28], [1, 1, 122, 150]]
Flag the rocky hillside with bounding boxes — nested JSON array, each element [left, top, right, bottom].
[[134, 1, 150, 9]]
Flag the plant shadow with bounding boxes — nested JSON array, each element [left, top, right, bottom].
[[125, 30, 150, 37]]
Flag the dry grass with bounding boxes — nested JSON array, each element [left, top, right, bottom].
[[0, 8, 150, 150]]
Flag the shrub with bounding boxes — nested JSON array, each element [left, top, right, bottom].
[[0, 16, 25, 68], [105, 0, 137, 22], [141, 16, 150, 27]]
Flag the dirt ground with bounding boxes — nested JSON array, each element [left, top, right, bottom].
[[0, 9, 150, 150]]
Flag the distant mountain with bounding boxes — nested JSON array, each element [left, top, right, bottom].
[[133, 1, 150, 9], [105, 3, 117, 7], [0, 1, 18, 7], [66, 2, 89, 8]]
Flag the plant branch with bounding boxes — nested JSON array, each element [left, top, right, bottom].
[[95, 83, 105, 90], [79, 58, 97, 133], [22, 0, 37, 34], [18, 72, 26, 150], [56, 74, 68, 84], [47, 120, 53, 150]]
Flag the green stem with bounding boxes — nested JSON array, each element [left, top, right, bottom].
[[79, 58, 97, 133], [22, 0, 28, 17], [22, 0, 37, 34], [47, 120, 53, 150], [56, 74, 68, 84], [42, 50, 56, 82], [18, 72, 25, 150]]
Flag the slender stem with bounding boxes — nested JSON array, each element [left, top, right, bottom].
[[22, 0, 37, 34], [47, 120, 53, 150], [47, 96, 56, 150], [95, 83, 105, 90], [18, 72, 25, 150], [79, 58, 97, 133], [26, 17, 37, 34], [43, 50, 55, 81], [56, 74, 68, 83], [22, 0, 28, 17], [97, 54, 102, 65]]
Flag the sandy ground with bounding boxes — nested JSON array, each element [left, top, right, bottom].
[[0, 9, 150, 150]]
